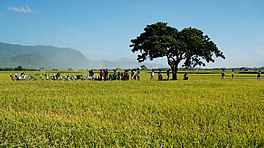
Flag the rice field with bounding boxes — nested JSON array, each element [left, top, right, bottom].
[[0, 70, 263, 147]]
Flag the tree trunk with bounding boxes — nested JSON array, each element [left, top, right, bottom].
[[171, 63, 179, 80], [167, 56, 180, 80]]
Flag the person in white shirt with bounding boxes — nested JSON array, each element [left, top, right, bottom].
[[150, 70, 154, 81], [231, 69, 235, 79]]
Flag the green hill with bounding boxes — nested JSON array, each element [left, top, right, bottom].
[[0, 42, 90, 69], [0, 42, 168, 69]]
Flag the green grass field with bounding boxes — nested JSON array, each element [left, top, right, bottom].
[[0, 71, 263, 147]]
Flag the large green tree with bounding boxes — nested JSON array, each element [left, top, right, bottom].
[[130, 22, 225, 80]]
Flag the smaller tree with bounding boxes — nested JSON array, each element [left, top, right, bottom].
[[14, 66, 24, 71]]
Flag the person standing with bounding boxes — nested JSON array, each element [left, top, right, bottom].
[[40, 74, 44, 80], [123, 70, 129, 80], [231, 69, 235, 79], [167, 69, 170, 80], [183, 72, 188, 80], [131, 69, 136, 80], [158, 69, 163, 81], [221, 69, 226, 80], [117, 71, 121, 80], [113, 70, 117, 80], [104, 68, 108, 80], [257, 70, 261, 80], [45, 73, 49, 80], [100, 69, 104, 80], [150, 70, 155, 81], [137, 68, 141, 80]]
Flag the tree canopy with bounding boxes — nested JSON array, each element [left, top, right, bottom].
[[130, 22, 225, 80]]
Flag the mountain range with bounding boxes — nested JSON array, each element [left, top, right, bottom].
[[0, 42, 167, 69]]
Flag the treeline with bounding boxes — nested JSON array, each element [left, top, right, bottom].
[[0, 66, 38, 71], [1, 65, 263, 72]]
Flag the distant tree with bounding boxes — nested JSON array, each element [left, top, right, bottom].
[[130, 22, 225, 80], [14, 66, 24, 71]]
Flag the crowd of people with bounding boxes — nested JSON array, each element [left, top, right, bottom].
[[10, 72, 37, 81], [9, 68, 142, 81], [97, 69, 141, 81], [9, 68, 262, 81]]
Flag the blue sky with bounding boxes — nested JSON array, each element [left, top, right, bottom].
[[0, 0, 263, 68]]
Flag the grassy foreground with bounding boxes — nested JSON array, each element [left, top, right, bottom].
[[0, 71, 263, 147]]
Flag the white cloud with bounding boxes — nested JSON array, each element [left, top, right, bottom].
[[8, 4, 32, 14], [0, 12, 4, 16]]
